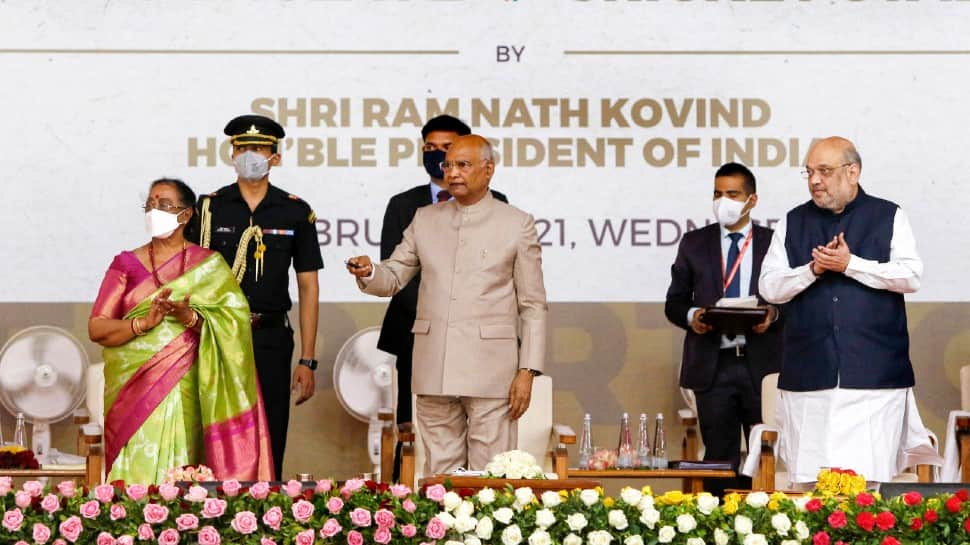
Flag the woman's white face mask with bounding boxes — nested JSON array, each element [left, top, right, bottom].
[[144, 208, 185, 239]]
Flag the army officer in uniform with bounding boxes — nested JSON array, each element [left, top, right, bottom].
[[192, 114, 323, 479]]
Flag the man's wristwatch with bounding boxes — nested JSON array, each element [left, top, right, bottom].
[[298, 358, 318, 371], [520, 368, 542, 377]]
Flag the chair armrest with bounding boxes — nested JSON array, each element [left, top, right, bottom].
[[552, 424, 576, 445], [677, 408, 696, 426]]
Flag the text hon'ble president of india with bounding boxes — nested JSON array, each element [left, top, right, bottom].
[[758, 136, 941, 485], [346, 134, 547, 475]]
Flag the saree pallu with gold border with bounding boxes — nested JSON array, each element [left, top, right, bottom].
[[100, 248, 273, 484]]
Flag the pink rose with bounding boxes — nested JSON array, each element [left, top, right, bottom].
[[23, 480, 44, 497], [201, 498, 228, 519], [231, 511, 258, 535], [389, 484, 411, 498], [197, 526, 221, 545], [295, 529, 315, 545], [14, 541, 28, 545], [285, 480, 303, 498], [185, 486, 208, 502], [222, 480, 241, 497], [327, 496, 344, 514], [15, 490, 31, 508], [261, 539, 277, 545], [41, 493, 62, 514], [0, 475, 12, 494], [316, 479, 334, 493], [374, 508, 395, 528], [117, 537, 134, 545], [80, 500, 102, 519], [401, 524, 417, 538], [110, 504, 127, 521], [403, 499, 417, 513], [350, 507, 372, 527], [137, 523, 154, 540], [292, 499, 315, 523], [126, 484, 148, 502], [94, 484, 115, 503], [142, 503, 169, 524], [263, 506, 284, 531], [59, 516, 83, 543], [340, 478, 365, 499], [157, 528, 180, 545], [158, 484, 180, 501], [425, 484, 446, 502], [249, 481, 271, 500], [346, 530, 364, 545], [56, 481, 76, 498], [34, 522, 53, 544], [3, 508, 24, 531], [54, 540, 68, 545], [176, 514, 199, 531], [97, 532, 116, 545], [320, 518, 342, 538], [425, 517, 446, 540], [374, 527, 392, 544]]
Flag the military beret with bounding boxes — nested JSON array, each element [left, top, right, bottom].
[[224, 114, 285, 146]]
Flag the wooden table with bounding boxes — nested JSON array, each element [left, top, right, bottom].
[[420, 475, 601, 492], [565, 469, 736, 494]]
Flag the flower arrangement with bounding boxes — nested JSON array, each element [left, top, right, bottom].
[[0, 446, 39, 470], [2, 474, 970, 545], [162, 465, 216, 484], [815, 468, 867, 497], [483, 450, 546, 479]]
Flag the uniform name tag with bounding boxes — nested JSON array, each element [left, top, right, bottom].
[[214, 226, 236, 234]]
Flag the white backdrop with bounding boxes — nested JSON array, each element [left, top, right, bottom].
[[2, 1, 968, 302]]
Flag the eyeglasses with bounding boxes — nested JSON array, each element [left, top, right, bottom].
[[142, 202, 186, 214], [800, 163, 852, 180], [439, 160, 488, 172]]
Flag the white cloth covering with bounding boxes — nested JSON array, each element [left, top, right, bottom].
[[941, 410, 970, 482]]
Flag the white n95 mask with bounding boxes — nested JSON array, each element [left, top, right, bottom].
[[144, 208, 183, 239], [713, 196, 750, 227]]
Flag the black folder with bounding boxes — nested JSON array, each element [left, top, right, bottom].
[[701, 307, 768, 335]]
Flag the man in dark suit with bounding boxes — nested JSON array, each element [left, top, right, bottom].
[[665, 162, 783, 495], [377, 116, 507, 473]]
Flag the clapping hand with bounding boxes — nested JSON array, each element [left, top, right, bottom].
[[144, 288, 173, 328], [346, 256, 373, 278], [812, 232, 851, 274]]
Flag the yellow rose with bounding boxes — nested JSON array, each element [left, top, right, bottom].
[[603, 497, 615, 508], [641, 485, 653, 496], [768, 500, 780, 511], [724, 499, 738, 515], [0, 445, 25, 454], [660, 491, 684, 505]]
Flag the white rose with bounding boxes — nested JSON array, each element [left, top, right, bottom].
[[676, 513, 697, 533], [793, 496, 810, 512], [637, 494, 655, 511], [696, 494, 719, 515], [501, 524, 523, 545], [714, 528, 729, 545], [506, 463, 525, 480], [771, 513, 791, 535], [484, 461, 502, 476], [455, 515, 477, 534], [514, 487, 535, 507], [781, 541, 799, 545], [624, 536, 644, 545], [494, 507, 514, 525], [742, 534, 768, 545], [639, 507, 660, 529], [437, 512, 457, 529], [620, 487, 642, 506], [478, 488, 496, 505], [446, 541, 464, 545], [587, 530, 614, 545], [456, 501, 475, 519], [608, 509, 629, 530], [475, 516, 494, 539], [528, 529, 551, 545], [735, 515, 753, 535], [535, 509, 556, 530], [444, 491, 463, 511], [794, 521, 809, 540], [566, 512, 588, 532], [657, 525, 677, 544], [465, 537, 482, 545], [540, 491, 561, 508], [686, 538, 705, 545], [580, 489, 600, 507], [745, 491, 769, 508], [563, 533, 582, 545]]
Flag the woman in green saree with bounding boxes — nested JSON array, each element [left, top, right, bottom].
[[89, 178, 273, 484]]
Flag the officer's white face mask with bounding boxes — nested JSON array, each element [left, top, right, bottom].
[[144, 208, 184, 239], [713, 196, 751, 228], [233, 151, 271, 181]]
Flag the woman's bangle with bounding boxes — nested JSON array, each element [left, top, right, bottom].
[[131, 318, 146, 336], [183, 311, 200, 329]]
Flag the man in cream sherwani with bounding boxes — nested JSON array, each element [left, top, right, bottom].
[[347, 134, 547, 474]]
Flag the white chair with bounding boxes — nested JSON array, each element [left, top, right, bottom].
[[940, 365, 970, 481]]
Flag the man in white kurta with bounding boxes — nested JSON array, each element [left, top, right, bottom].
[[759, 136, 940, 484]]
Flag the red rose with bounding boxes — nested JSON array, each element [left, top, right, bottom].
[[828, 510, 848, 529], [855, 492, 875, 507], [965, 517, 970, 534], [875, 511, 896, 531], [813, 531, 830, 545], [958, 489, 969, 502], [946, 496, 962, 513], [910, 516, 923, 531], [925, 509, 939, 523], [881, 537, 901, 545], [806, 498, 823, 512], [856, 511, 876, 532], [903, 491, 922, 506]]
